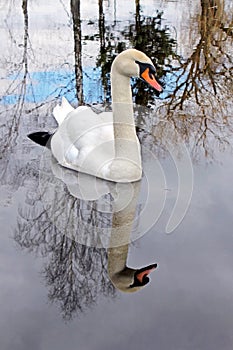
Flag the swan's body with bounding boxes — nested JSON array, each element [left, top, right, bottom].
[[28, 49, 162, 182], [51, 101, 141, 182]]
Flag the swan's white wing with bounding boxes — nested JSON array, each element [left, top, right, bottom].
[[51, 108, 114, 176], [67, 111, 114, 170], [53, 97, 90, 126]]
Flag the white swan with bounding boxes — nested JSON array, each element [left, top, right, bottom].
[[28, 49, 163, 182]]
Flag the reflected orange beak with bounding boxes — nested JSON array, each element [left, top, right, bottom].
[[136, 264, 157, 283], [141, 68, 163, 92]]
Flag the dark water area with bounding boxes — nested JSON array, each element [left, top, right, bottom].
[[0, 1, 233, 349]]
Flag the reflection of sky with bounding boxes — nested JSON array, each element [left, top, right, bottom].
[[1, 67, 104, 105]]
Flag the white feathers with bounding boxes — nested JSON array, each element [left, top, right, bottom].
[[51, 97, 142, 182], [53, 97, 74, 125]]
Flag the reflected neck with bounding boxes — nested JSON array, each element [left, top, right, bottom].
[[107, 182, 140, 282], [108, 244, 129, 276]]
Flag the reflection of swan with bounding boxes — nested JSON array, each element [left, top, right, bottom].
[[108, 244, 157, 293], [40, 155, 158, 292], [108, 181, 157, 292], [28, 49, 162, 182]]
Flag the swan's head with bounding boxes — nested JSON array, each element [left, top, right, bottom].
[[111, 263, 157, 293], [111, 49, 163, 93]]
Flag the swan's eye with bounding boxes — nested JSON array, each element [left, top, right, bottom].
[[135, 61, 156, 76], [149, 72, 154, 80]]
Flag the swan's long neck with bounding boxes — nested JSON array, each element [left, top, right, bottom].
[[111, 67, 139, 161]]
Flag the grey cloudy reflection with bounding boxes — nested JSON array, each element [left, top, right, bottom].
[[1, 154, 233, 349]]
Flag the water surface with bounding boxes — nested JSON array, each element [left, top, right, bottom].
[[0, 1, 233, 349]]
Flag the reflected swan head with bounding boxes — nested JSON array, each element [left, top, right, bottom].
[[110, 263, 157, 293]]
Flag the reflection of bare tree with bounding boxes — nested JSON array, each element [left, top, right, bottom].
[[14, 149, 157, 317], [1, 0, 84, 162], [14, 149, 129, 318], [1, 0, 30, 156], [44, 238, 115, 318], [135, 0, 140, 27], [99, 0, 105, 51], [167, 0, 232, 108], [15, 177, 116, 320], [161, 0, 233, 158], [71, 0, 84, 104], [95, 1, 127, 102]]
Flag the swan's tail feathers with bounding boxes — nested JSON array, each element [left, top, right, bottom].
[[27, 131, 53, 148], [53, 97, 74, 125]]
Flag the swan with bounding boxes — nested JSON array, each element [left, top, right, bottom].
[[28, 49, 163, 182]]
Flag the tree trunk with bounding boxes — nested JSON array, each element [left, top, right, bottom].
[[71, 0, 84, 104]]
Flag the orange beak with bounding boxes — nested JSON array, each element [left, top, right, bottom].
[[141, 68, 163, 92], [136, 264, 157, 283]]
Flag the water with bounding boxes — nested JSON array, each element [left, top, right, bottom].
[[1, 0, 233, 349]]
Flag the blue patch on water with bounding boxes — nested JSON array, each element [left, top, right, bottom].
[[1, 67, 104, 105], [1, 66, 184, 105]]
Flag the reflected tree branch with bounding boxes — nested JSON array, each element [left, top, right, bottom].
[[159, 0, 233, 159], [1, 0, 30, 156], [14, 166, 116, 320]]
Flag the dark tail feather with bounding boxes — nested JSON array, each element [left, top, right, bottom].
[[27, 131, 53, 147]]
